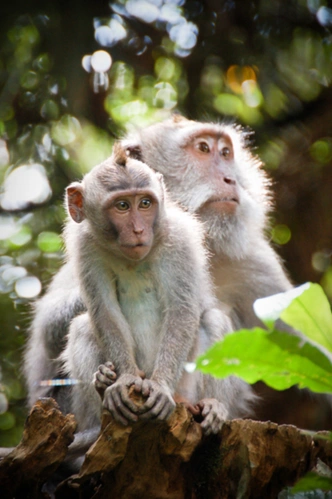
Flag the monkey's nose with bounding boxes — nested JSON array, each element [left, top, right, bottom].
[[224, 176, 236, 185]]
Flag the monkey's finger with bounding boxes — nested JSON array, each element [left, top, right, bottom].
[[103, 393, 130, 425], [132, 377, 143, 393], [139, 390, 158, 411], [109, 390, 139, 423], [99, 364, 117, 381], [140, 379, 150, 397], [104, 361, 115, 370], [200, 402, 212, 418], [158, 401, 175, 420], [201, 415, 215, 435], [140, 394, 175, 420], [96, 373, 114, 386], [118, 386, 141, 414]]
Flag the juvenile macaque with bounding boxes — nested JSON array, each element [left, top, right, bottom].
[[61, 143, 254, 435]]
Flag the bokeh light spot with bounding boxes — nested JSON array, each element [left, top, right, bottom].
[[312, 251, 331, 272], [2, 266, 27, 285], [0, 412, 15, 431], [126, 0, 160, 23], [271, 224, 291, 245], [0, 393, 8, 415], [15, 275, 42, 298], [37, 231, 62, 253], [1, 164, 52, 211], [91, 50, 112, 73], [310, 139, 332, 165], [226, 65, 256, 94]]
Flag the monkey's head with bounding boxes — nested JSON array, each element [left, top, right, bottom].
[[123, 115, 271, 260], [66, 143, 166, 262]]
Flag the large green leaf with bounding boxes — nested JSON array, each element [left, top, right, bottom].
[[254, 283, 332, 353], [196, 328, 332, 393]]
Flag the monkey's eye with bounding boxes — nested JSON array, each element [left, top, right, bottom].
[[221, 147, 231, 158], [115, 201, 130, 211], [139, 198, 152, 209], [197, 141, 210, 153]]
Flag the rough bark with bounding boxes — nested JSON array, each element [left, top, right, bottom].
[[0, 396, 331, 499], [0, 398, 76, 499]]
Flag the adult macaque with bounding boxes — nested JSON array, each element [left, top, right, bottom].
[[123, 115, 292, 329], [123, 116, 332, 427], [60, 143, 254, 435]]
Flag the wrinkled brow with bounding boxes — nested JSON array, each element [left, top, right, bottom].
[[181, 128, 229, 147]]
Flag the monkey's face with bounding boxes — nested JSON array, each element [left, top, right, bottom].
[[182, 132, 240, 218], [104, 189, 159, 262]]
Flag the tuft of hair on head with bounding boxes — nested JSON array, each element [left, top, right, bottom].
[[171, 113, 188, 124], [112, 141, 128, 167]]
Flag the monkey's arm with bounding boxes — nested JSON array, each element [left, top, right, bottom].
[[23, 262, 85, 409], [138, 253, 202, 420], [77, 243, 139, 377]]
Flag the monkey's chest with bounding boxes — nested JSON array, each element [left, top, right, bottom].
[[116, 271, 162, 375]]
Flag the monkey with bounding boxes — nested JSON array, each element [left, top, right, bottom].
[[122, 116, 292, 329], [122, 115, 332, 428], [60, 143, 255, 438]]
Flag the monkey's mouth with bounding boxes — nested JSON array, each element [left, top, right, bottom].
[[120, 242, 151, 261], [203, 195, 239, 207]]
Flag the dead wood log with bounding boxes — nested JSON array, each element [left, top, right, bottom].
[[0, 398, 76, 499], [0, 391, 331, 499], [56, 389, 331, 499]]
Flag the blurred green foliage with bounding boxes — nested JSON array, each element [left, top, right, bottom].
[[0, 1, 332, 467]]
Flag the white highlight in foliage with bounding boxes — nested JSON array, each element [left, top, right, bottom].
[[169, 21, 198, 50], [1, 163, 51, 210], [0, 216, 19, 240], [15, 276, 42, 298], [254, 283, 311, 322], [95, 20, 127, 47], [126, 0, 160, 23], [317, 6, 332, 26], [91, 50, 112, 73], [2, 266, 27, 285]]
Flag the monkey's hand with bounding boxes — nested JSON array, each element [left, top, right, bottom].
[[197, 398, 228, 436], [138, 380, 176, 421], [93, 362, 117, 399], [103, 374, 146, 426]]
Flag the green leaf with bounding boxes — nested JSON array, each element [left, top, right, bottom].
[[281, 283, 332, 354], [196, 328, 332, 393], [254, 283, 332, 353], [253, 283, 310, 328], [291, 472, 332, 493]]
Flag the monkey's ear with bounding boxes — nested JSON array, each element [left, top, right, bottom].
[[66, 183, 85, 224]]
